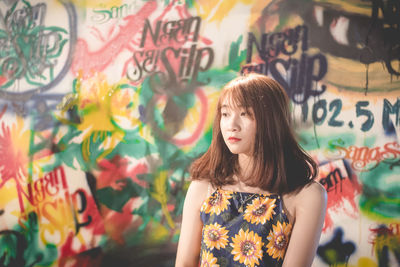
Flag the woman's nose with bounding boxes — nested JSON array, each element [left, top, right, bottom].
[[227, 115, 240, 131]]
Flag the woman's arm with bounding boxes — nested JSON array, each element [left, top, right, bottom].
[[283, 181, 327, 267], [175, 180, 209, 267]]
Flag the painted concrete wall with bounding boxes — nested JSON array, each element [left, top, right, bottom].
[[0, 0, 399, 266]]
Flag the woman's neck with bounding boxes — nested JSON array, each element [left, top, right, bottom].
[[237, 153, 254, 179]]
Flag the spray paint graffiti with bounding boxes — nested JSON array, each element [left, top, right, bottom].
[[317, 227, 356, 266], [71, 1, 158, 78], [0, 0, 77, 98], [128, 16, 213, 86], [0, 0, 399, 266], [369, 223, 400, 266], [243, 24, 328, 104], [123, 6, 214, 144], [89, 0, 141, 24], [324, 139, 400, 172], [317, 160, 361, 232], [252, 0, 400, 93]]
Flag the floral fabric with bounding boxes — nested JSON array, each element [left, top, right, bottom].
[[200, 188, 292, 267]]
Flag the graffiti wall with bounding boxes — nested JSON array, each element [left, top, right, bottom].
[[0, 0, 399, 266]]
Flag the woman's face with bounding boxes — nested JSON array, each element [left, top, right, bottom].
[[220, 98, 257, 157]]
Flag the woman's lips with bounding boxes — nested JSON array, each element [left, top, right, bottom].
[[228, 137, 241, 142]]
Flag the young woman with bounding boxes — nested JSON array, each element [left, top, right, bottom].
[[175, 73, 327, 267]]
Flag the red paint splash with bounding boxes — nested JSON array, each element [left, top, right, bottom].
[[59, 232, 103, 267], [97, 155, 148, 189], [0, 119, 29, 187], [0, 76, 7, 86], [317, 161, 362, 232], [95, 155, 149, 243], [71, 1, 158, 77], [368, 223, 400, 256]]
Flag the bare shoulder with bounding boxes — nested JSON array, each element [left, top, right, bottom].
[[297, 181, 327, 200], [295, 181, 327, 213], [185, 179, 212, 208], [187, 179, 210, 194]]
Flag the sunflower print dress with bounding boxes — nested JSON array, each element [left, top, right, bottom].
[[200, 188, 292, 267]]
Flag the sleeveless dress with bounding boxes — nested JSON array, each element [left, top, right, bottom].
[[200, 188, 292, 267]]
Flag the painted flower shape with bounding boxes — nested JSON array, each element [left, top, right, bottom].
[[243, 197, 276, 225], [230, 228, 263, 267], [266, 221, 292, 260], [201, 190, 233, 215], [200, 250, 219, 267], [203, 222, 229, 250]]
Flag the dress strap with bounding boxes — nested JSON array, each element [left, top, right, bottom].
[[207, 182, 217, 198]]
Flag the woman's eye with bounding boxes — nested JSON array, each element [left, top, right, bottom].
[[240, 112, 247, 116], [221, 112, 228, 117]]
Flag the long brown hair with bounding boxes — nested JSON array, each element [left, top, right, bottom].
[[190, 73, 317, 194]]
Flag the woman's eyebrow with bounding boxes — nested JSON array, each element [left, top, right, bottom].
[[221, 104, 245, 108]]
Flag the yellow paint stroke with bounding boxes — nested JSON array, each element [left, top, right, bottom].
[[70, 0, 123, 9], [150, 170, 175, 229], [325, 55, 400, 93], [195, 0, 253, 23], [39, 195, 88, 247], [248, 0, 274, 26], [336, 257, 378, 267], [110, 82, 153, 143], [56, 73, 154, 161], [39, 199, 73, 246], [147, 220, 170, 243], [0, 179, 19, 208], [75, 73, 127, 161], [314, 0, 375, 17]]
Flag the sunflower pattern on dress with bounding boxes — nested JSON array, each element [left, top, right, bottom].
[[200, 188, 292, 267]]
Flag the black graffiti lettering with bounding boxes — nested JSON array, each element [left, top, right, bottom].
[[269, 57, 290, 91], [383, 98, 400, 131], [73, 189, 92, 234], [303, 54, 327, 100], [319, 168, 345, 193], [246, 32, 266, 62], [140, 19, 162, 47], [356, 101, 374, 132], [312, 99, 328, 125], [128, 51, 144, 81], [269, 52, 327, 104], [245, 25, 327, 104], [140, 16, 201, 47], [328, 99, 344, 127], [246, 25, 308, 63], [161, 47, 180, 88], [160, 16, 201, 44], [180, 44, 197, 77], [131, 16, 212, 85], [130, 43, 213, 86], [191, 46, 213, 82]]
